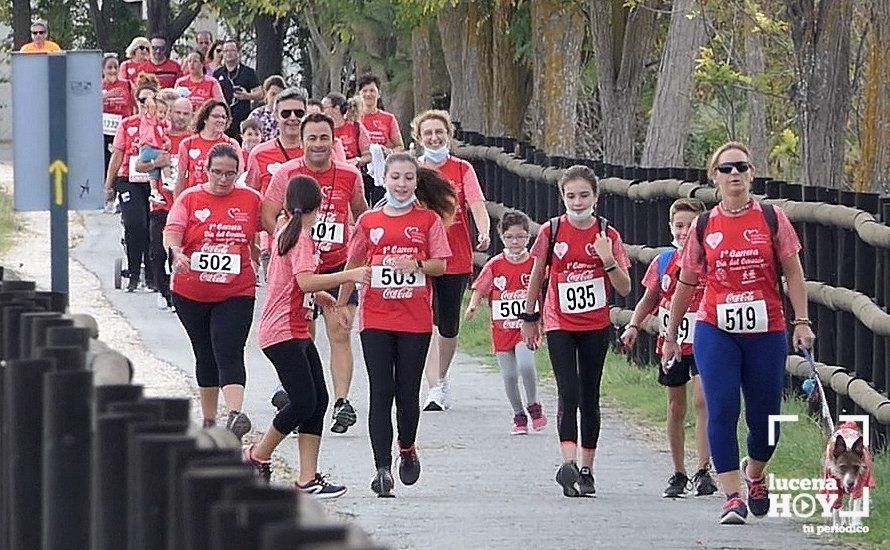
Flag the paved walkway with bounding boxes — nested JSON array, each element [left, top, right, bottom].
[[18, 204, 838, 549]]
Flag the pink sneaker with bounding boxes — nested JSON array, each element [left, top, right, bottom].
[[527, 402, 548, 431], [511, 412, 528, 435]]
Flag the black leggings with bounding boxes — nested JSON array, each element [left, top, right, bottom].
[[116, 178, 151, 282], [172, 294, 255, 388], [546, 328, 610, 449], [263, 339, 328, 437], [148, 210, 170, 299], [432, 273, 470, 338], [360, 329, 432, 469], [104, 134, 114, 173]]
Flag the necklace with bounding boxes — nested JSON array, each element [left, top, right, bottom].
[[719, 199, 753, 215]]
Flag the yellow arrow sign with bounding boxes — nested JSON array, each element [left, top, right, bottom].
[[49, 159, 68, 206]]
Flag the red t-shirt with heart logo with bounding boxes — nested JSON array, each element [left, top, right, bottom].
[[472, 252, 535, 352], [244, 138, 303, 194], [176, 134, 242, 189], [529, 215, 631, 332]]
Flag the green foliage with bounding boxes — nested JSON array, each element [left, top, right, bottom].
[[769, 128, 799, 178]]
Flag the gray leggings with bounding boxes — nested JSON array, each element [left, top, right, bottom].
[[495, 344, 538, 413]]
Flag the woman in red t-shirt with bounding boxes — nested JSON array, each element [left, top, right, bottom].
[[241, 174, 369, 497], [342, 153, 454, 497], [466, 210, 547, 436], [119, 37, 150, 83], [175, 51, 225, 112], [174, 100, 241, 198], [413, 109, 491, 412], [662, 142, 815, 525], [522, 165, 632, 498], [164, 144, 262, 439], [102, 54, 133, 171]]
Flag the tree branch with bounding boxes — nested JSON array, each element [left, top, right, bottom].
[[168, 0, 207, 44]]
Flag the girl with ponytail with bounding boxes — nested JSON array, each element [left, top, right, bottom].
[[244, 174, 369, 497]]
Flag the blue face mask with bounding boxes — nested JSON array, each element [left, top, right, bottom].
[[384, 192, 417, 209], [422, 145, 449, 164]]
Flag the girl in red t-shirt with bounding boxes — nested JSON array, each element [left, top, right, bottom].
[[466, 210, 547, 436], [522, 165, 632, 498], [242, 175, 369, 498], [662, 142, 815, 525], [620, 198, 717, 499], [342, 153, 454, 497]]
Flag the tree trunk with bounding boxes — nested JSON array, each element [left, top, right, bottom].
[[254, 13, 286, 80], [640, 0, 710, 167], [857, 0, 890, 193], [589, 0, 658, 164], [411, 24, 433, 113], [308, 42, 330, 99], [437, 3, 468, 126], [531, 1, 585, 155], [460, 7, 493, 134], [144, 0, 204, 45], [785, 0, 853, 188], [745, 26, 769, 176], [12, 0, 32, 49], [490, 0, 530, 137]]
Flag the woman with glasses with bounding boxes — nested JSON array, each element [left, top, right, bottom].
[[102, 53, 133, 171], [248, 75, 287, 141], [103, 74, 161, 292], [175, 51, 225, 111], [173, 99, 241, 198], [663, 142, 814, 524], [119, 37, 151, 83], [164, 144, 263, 438]]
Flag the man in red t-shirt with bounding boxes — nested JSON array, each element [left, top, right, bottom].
[[262, 113, 368, 434], [141, 35, 183, 89]]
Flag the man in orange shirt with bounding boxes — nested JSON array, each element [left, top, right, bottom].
[[20, 20, 61, 53]]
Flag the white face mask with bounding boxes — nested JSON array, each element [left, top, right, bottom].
[[504, 249, 527, 261], [566, 205, 594, 222], [672, 237, 682, 250], [422, 145, 449, 164]]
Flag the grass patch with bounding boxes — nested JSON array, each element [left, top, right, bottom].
[[458, 297, 888, 547], [0, 190, 18, 254]]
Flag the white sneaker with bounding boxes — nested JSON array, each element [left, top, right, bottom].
[[423, 384, 444, 412], [155, 293, 168, 310], [439, 378, 454, 410]]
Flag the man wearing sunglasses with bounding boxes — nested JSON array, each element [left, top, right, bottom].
[[21, 20, 61, 53], [140, 35, 182, 89], [213, 40, 261, 141]]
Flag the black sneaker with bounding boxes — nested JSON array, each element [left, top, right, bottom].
[[741, 457, 770, 518], [296, 473, 346, 499], [397, 445, 421, 486], [225, 410, 252, 440], [556, 462, 581, 497], [663, 471, 689, 498], [578, 466, 596, 496], [692, 467, 718, 496], [371, 467, 395, 498], [271, 387, 290, 411], [241, 444, 271, 483], [126, 277, 139, 292], [330, 398, 357, 434], [721, 493, 748, 525]]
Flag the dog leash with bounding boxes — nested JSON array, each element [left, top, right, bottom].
[[801, 347, 836, 435]]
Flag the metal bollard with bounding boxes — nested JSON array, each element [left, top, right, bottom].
[[142, 397, 192, 423], [38, 345, 87, 371], [95, 384, 144, 415], [42, 368, 93, 550], [34, 290, 68, 313], [210, 500, 296, 550], [45, 325, 91, 351], [27, 316, 76, 357], [2, 304, 42, 360], [180, 465, 257, 550], [17, 311, 64, 358], [0, 280, 36, 292], [259, 523, 350, 550], [4, 358, 53, 550]]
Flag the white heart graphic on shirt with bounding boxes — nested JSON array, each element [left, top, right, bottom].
[[127, 126, 137, 136], [188, 148, 201, 160], [705, 232, 723, 250], [267, 162, 282, 175], [369, 227, 384, 245], [127, 67, 135, 76], [493, 276, 507, 291], [194, 208, 211, 223], [553, 242, 569, 260]]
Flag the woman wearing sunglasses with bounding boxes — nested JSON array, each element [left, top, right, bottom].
[[662, 141, 815, 525], [175, 51, 225, 111], [119, 37, 151, 83]]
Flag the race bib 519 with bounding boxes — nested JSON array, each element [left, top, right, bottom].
[[716, 300, 767, 333]]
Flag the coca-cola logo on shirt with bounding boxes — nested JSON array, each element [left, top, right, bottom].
[[724, 291, 756, 303], [499, 289, 527, 300]]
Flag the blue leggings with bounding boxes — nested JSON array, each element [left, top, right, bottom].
[[693, 321, 786, 474]]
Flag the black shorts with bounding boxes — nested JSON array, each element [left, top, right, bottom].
[[431, 273, 470, 338], [313, 262, 359, 318], [658, 355, 699, 387]]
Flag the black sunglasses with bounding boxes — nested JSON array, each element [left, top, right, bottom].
[[137, 96, 152, 104], [136, 45, 149, 51], [151, 45, 165, 52], [716, 161, 751, 174], [31, 30, 46, 35], [279, 109, 306, 119]]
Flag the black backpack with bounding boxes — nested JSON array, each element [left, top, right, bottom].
[[541, 215, 611, 307]]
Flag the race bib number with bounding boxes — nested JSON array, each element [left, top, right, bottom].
[[310, 219, 345, 244], [658, 307, 696, 345], [103, 113, 122, 136], [557, 277, 606, 314], [370, 265, 425, 289], [716, 300, 768, 333], [302, 292, 315, 310], [491, 299, 525, 321], [128, 156, 150, 183], [190, 251, 241, 275]]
